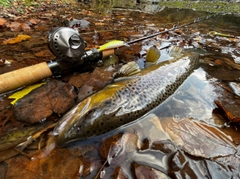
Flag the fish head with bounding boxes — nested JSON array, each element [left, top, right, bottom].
[[53, 85, 123, 146]]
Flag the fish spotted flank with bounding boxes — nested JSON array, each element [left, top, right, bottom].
[[53, 50, 199, 146]]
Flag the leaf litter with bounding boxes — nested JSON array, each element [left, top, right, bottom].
[[0, 1, 240, 178]]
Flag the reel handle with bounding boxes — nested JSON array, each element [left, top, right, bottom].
[[0, 62, 52, 94]]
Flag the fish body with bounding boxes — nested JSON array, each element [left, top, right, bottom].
[[53, 51, 199, 146]]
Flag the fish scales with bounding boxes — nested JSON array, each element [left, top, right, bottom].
[[53, 52, 199, 146]]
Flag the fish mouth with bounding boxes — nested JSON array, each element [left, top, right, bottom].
[[53, 105, 79, 136], [53, 98, 91, 145]]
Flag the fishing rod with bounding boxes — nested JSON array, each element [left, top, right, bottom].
[[127, 15, 214, 45], [0, 14, 214, 94], [94, 14, 215, 52]]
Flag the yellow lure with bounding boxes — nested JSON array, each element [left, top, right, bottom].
[[98, 40, 128, 51], [208, 31, 234, 38]]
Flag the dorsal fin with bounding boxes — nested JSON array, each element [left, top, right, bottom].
[[169, 46, 184, 58], [116, 61, 141, 77]]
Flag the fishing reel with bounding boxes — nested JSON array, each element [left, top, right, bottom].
[[47, 27, 104, 66], [48, 27, 86, 62]]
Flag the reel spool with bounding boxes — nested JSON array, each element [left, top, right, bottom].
[[48, 27, 86, 62]]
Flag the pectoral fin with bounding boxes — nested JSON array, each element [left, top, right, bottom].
[[146, 46, 161, 63]]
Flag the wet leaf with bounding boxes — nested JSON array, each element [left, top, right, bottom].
[[78, 66, 118, 101], [14, 80, 77, 123], [6, 21, 22, 31], [0, 17, 7, 26], [0, 121, 55, 162], [68, 72, 91, 88], [133, 162, 170, 179], [95, 22, 105, 26], [162, 118, 237, 158], [5, 147, 82, 179], [111, 167, 128, 179], [35, 49, 52, 57], [29, 18, 41, 25], [3, 34, 31, 45], [214, 83, 240, 122], [100, 133, 123, 159], [0, 99, 25, 136], [9, 83, 46, 105], [20, 23, 31, 31]]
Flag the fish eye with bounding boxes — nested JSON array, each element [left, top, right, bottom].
[[86, 109, 95, 116]]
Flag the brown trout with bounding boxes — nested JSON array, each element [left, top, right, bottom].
[[53, 49, 199, 146]]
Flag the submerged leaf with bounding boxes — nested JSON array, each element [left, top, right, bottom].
[[162, 118, 237, 158], [9, 83, 46, 105], [14, 80, 77, 123], [0, 121, 54, 153]]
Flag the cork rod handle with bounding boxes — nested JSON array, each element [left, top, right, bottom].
[[0, 62, 52, 94], [102, 49, 115, 58]]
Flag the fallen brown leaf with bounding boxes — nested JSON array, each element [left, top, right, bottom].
[[14, 80, 77, 123], [29, 18, 41, 25], [21, 23, 31, 31], [68, 72, 91, 88], [78, 66, 117, 101], [35, 49, 52, 57], [6, 21, 22, 31], [0, 17, 7, 26]]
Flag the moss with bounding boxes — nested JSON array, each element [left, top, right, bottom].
[[0, 0, 13, 8]]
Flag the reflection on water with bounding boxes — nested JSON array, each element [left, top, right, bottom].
[[73, 3, 240, 178], [154, 67, 218, 123], [71, 2, 240, 178], [72, 112, 238, 178]]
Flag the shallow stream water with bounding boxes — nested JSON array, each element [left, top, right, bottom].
[[1, 1, 240, 178]]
